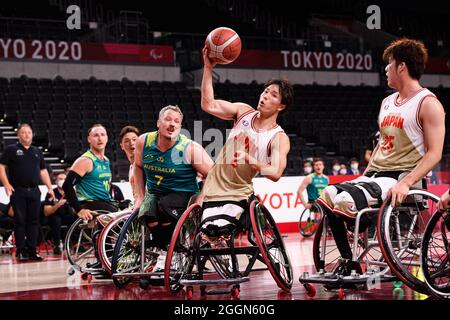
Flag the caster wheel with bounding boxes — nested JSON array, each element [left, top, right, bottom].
[[81, 272, 89, 280], [338, 288, 344, 300], [231, 286, 240, 298], [186, 286, 193, 300], [139, 278, 150, 290], [67, 267, 75, 276], [304, 283, 316, 297]]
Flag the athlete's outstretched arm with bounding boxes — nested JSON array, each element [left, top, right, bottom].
[[133, 134, 146, 209], [201, 46, 253, 121]]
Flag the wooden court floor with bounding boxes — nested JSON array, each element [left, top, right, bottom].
[[0, 233, 432, 300]]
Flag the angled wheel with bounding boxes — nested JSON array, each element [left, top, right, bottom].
[[97, 210, 132, 274], [250, 200, 293, 291], [111, 208, 159, 289], [65, 218, 97, 272], [164, 203, 202, 293], [378, 189, 439, 294], [299, 203, 323, 238], [421, 209, 450, 299]]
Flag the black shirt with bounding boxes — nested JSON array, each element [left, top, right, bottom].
[[0, 142, 46, 188], [44, 188, 74, 216]]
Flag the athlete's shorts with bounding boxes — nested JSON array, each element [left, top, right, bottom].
[[138, 191, 194, 224], [200, 199, 250, 238], [80, 200, 119, 214], [318, 171, 424, 218]]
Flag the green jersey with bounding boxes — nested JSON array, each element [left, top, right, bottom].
[[76, 150, 112, 202], [142, 131, 199, 194], [306, 173, 329, 201]]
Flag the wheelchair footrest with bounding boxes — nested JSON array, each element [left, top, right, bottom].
[[180, 276, 250, 287], [299, 271, 397, 287], [204, 288, 233, 295], [81, 267, 105, 274], [112, 272, 164, 279]]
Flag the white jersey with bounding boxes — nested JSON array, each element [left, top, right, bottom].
[[228, 110, 285, 165], [203, 109, 285, 202], [367, 88, 436, 172]]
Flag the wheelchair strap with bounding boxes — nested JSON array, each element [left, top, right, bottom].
[[200, 215, 242, 228], [354, 182, 383, 206], [333, 183, 368, 211]]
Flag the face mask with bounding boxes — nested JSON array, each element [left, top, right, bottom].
[[339, 169, 347, 175], [333, 165, 340, 172], [350, 163, 359, 170], [304, 167, 312, 174], [57, 180, 64, 188]]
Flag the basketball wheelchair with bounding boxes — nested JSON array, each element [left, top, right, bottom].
[[163, 195, 293, 299], [298, 202, 323, 238], [110, 195, 200, 290], [64, 201, 131, 282], [299, 186, 440, 299], [421, 207, 450, 300]]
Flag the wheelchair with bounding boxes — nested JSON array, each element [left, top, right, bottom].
[[97, 209, 133, 275], [163, 196, 293, 299], [299, 188, 439, 298], [298, 201, 323, 238], [65, 208, 120, 282], [110, 207, 166, 289], [421, 208, 450, 299]]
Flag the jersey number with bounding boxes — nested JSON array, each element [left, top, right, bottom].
[[103, 180, 111, 191], [154, 175, 164, 186]]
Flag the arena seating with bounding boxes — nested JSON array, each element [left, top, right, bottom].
[[2, 74, 448, 179]]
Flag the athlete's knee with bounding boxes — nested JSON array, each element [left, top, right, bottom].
[[333, 192, 358, 218], [317, 187, 336, 210]]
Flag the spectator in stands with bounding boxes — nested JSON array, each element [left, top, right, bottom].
[[63, 124, 118, 222], [347, 157, 361, 175], [42, 172, 77, 255], [297, 158, 329, 209], [363, 130, 380, 164], [0, 123, 55, 262], [331, 160, 341, 176], [339, 163, 348, 175], [303, 160, 313, 175], [316, 38, 445, 281]]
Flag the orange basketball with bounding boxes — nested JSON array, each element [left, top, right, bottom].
[[205, 27, 241, 64]]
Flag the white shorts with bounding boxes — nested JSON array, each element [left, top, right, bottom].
[[319, 172, 422, 218], [201, 204, 244, 228]]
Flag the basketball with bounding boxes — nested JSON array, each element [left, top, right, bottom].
[[205, 27, 241, 64]]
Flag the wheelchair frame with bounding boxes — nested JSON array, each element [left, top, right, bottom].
[[421, 208, 450, 299], [164, 199, 293, 299], [299, 188, 440, 298]]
